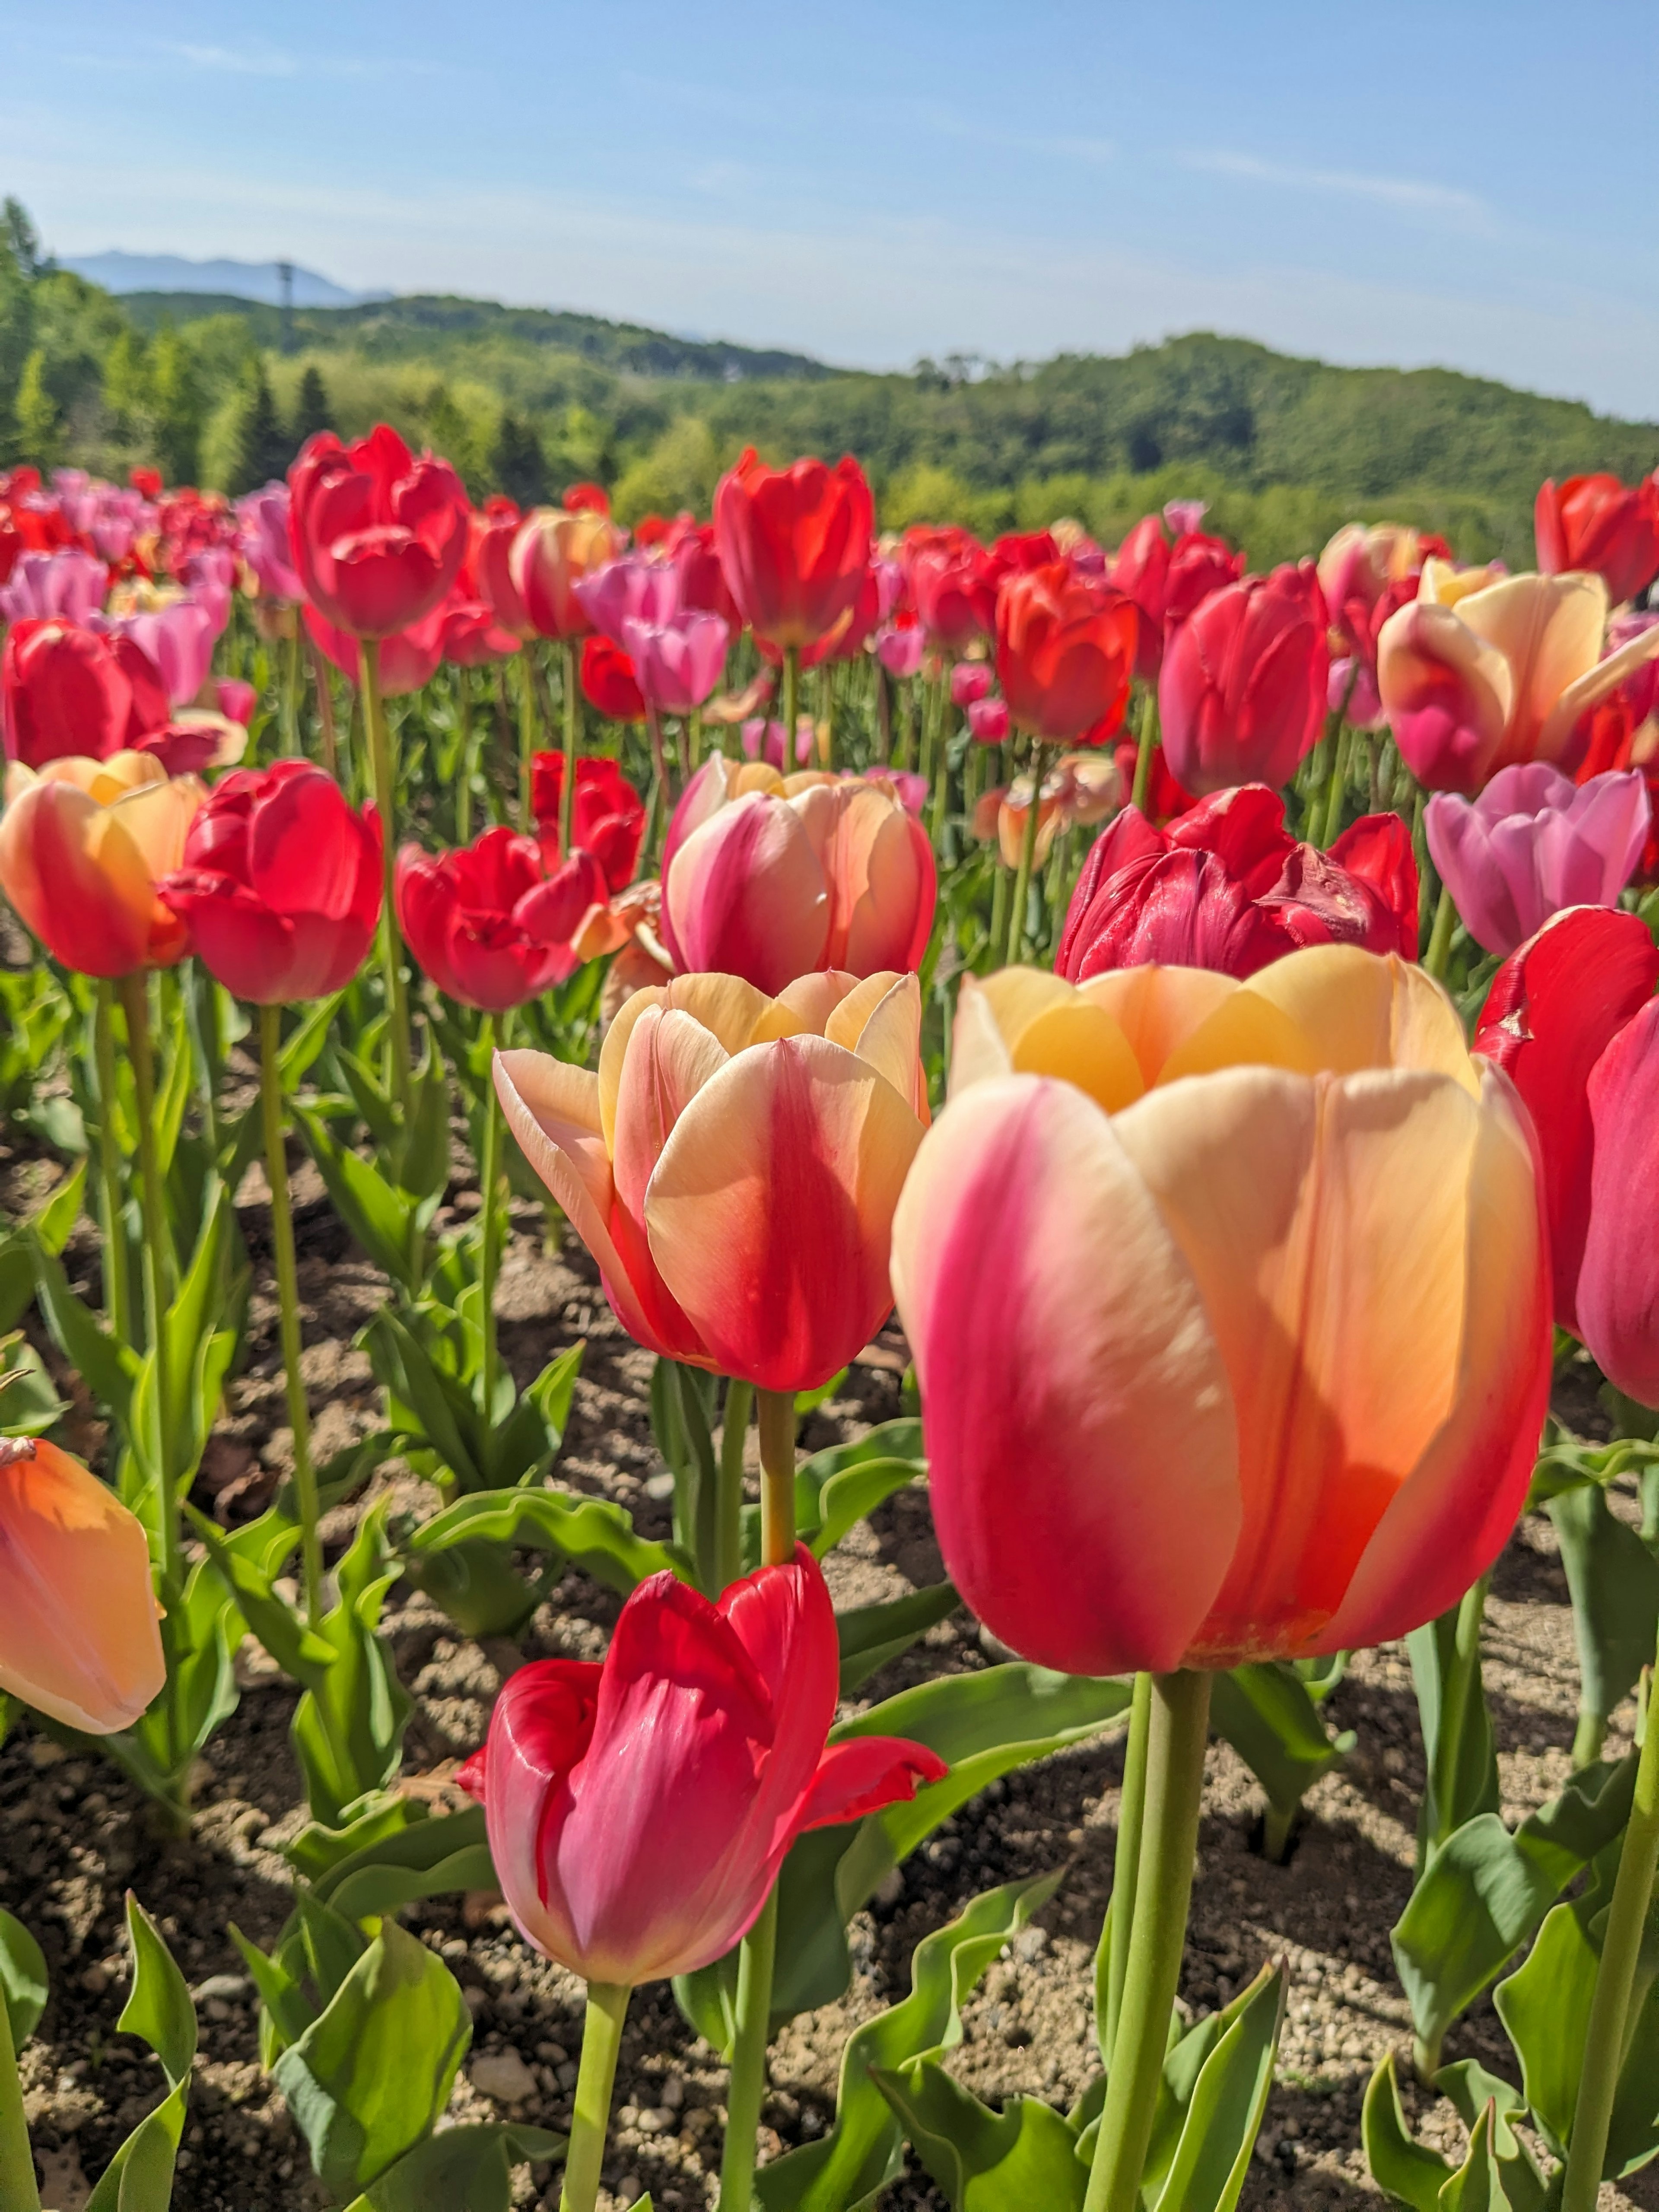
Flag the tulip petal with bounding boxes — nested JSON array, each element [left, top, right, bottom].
[[1113, 1064, 1494, 1663], [1322, 1064, 1550, 1649], [1539, 614, 1659, 761], [1458, 572, 1605, 764], [0, 779, 153, 976], [0, 1440, 164, 1733], [480, 1658, 601, 1962], [1230, 944, 1478, 1090], [1076, 966, 1239, 1086], [840, 972, 928, 1119], [890, 1074, 1240, 1676], [796, 1734, 950, 1833], [720, 1545, 840, 1824], [664, 791, 831, 997], [247, 767, 366, 920], [611, 1006, 730, 1226], [1578, 999, 1659, 1405], [646, 1033, 924, 1392]]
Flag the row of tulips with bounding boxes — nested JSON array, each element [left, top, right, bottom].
[[1, 433, 1659, 2212]]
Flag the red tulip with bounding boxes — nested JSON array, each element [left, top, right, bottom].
[[664, 517, 741, 632], [1536, 474, 1659, 607], [459, 496, 529, 636], [1109, 517, 1244, 680], [458, 1547, 944, 1986], [987, 531, 1061, 589], [396, 826, 581, 1011], [580, 634, 646, 723], [1110, 736, 1195, 825], [1474, 907, 1659, 1373], [1572, 628, 1659, 882], [1159, 563, 1329, 795], [530, 753, 646, 890], [437, 593, 521, 669], [903, 525, 998, 653], [288, 425, 469, 639], [2, 619, 170, 768], [564, 482, 611, 516], [302, 602, 447, 697], [712, 449, 873, 652], [1056, 785, 1418, 980], [159, 761, 381, 1003], [995, 563, 1138, 745]]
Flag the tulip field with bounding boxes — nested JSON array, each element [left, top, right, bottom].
[[4, 439, 1659, 2212]]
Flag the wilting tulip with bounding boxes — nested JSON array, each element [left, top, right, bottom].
[[0, 754, 203, 976], [2, 618, 169, 768], [579, 635, 645, 723], [1056, 784, 1418, 979], [1536, 473, 1659, 607], [509, 505, 626, 642], [903, 525, 998, 653], [530, 754, 646, 889], [713, 449, 874, 652], [397, 827, 585, 1011], [623, 610, 731, 716], [458, 1547, 944, 1986], [893, 946, 1551, 1674], [1425, 762, 1650, 958], [159, 761, 382, 1002], [0, 1437, 165, 1733], [996, 563, 1138, 744], [289, 425, 469, 638], [0, 547, 108, 626], [1377, 566, 1659, 793], [1474, 909, 1659, 1392], [496, 969, 928, 1386], [235, 481, 304, 604], [661, 758, 936, 994], [1159, 563, 1328, 794], [973, 751, 1120, 868]]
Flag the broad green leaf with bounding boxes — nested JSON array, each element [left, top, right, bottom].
[[404, 1485, 686, 1596], [311, 1805, 497, 1925], [484, 1341, 585, 1488], [0, 1909, 48, 2045], [229, 1923, 316, 2055], [280, 990, 347, 1089], [391, 1035, 453, 1203], [1549, 1484, 1659, 1745], [31, 1158, 86, 1257], [351, 2121, 566, 2212], [362, 1306, 485, 1487], [1440, 2105, 1517, 2212], [298, 1106, 430, 1294], [812, 1458, 926, 1561], [189, 1509, 336, 1681], [1149, 1962, 1285, 2212], [0, 1332, 65, 1436], [1211, 1662, 1353, 1840], [1408, 1601, 1499, 1867], [1363, 2053, 1453, 2212], [85, 1895, 197, 2212], [1431, 2065, 1546, 2212], [31, 1241, 137, 1429], [291, 1505, 412, 1827], [275, 1920, 472, 2197], [755, 1874, 1058, 2212], [296, 1889, 372, 2009], [837, 1583, 962, 1695], [874, 2063, 1086, 2210]]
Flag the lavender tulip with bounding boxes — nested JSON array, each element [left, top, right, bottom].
[[1426, 762, 1652, 958], [92, 601, 216, 707], [235, 482, 303, 603], [875, 622, 926, 679], [0, 550, 108, 626], [573, 550, 680, 647], [620, 610, 728, 715]]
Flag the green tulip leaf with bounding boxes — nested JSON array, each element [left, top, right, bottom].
[[1146, 1960, 1286, 2212], [348, 2120, 565, 2212], [0, 1909, 48, 2047], [1548, 1484, 1659, 1751], [836, 1582, 962, 1694], [404, 1482, 686, 1596], [873, 2062, 1087, 2210], [1439, 2104, 1518, 2212], [1211, 1663, 1354, 1849], [1363, 2053, 1454, 2212], [85, 1895, 197, 2212]]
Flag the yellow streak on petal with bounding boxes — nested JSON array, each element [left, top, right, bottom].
[[1237, 946, 1478, 1090], [1077, 966, 1240, 1087]]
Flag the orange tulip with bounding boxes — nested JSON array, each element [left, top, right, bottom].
[[971, 750, 1121, 869], [0, 752, 204, 975], [508, 506, 625, 641], [892, 947, 1551, 1675], [495, 970, 927, 1391], [1376, 565, 1659, 793], [0, 1437, 164, 1732]]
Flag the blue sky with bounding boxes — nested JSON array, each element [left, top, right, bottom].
[[6, 0, 1658, 416]]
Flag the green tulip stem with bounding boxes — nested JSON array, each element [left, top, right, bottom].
[[756, 1389, 797, 1567], [1102, 1671, 1153, 2065], [258, 1003, 323, 1628], [559, 638, 581, 858], [718, 1885, 779, 2212], [455, 664, 474, 844], [646, 706, 671, 852], [1005, 740, 1052, 967], [1562, 1646, 1659, 2212], [560, 1980, 631, 2212], [782, 643, 804, 770], [1129, 687, 1158, 813], [1427, 1571, 1490, 1867], [360, 638, 412, 1114], [118, 970, 180, 1595], [93, 979, 132, 1349], [1083, 1667, 1212, 2212], [306, 627, 339, 779], [1320, 720, 1354, 847], [478, 1011, 503, 1436], [0, 1983, 40, 2212], [930, 694, 953, 848], [1423, 879, 1457, 983], [718, 1378, 753, 1592], [280, 623, 302, 759], [517, 648, 540, 831]]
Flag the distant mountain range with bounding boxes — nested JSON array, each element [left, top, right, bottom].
[[61, 253, 383, 308]]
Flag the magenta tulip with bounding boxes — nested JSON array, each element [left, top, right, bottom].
[[575, 551, 681, 648], [621, 610, 730, 715], [1425, 762, 1652, 959], [0, 549, 107, 626]]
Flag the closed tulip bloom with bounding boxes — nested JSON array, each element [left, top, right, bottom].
[[462, 496, 529, 635], [951, 661, 993, 709], [575, 550, 681, 648], [510, 506, 626, 641], [580, 634, 646, 723], [1474, 907, 1659, 1376], [495, 969, 928, 1387], [302, 602, 447, 698], [661, 757, 936, 994], [289, 424, 469, 639], [0, 1437, 165, 1733], [459, 1547, 944, 1986], [159, 761, 382, 1002], [1425, 762, 1651, 958], [664, 517, 742, 632], [1536, 473, 1659, 607], [98, 598, 216, 706], [436, 592, 521, 668], [396, 826, 581, 1011], [893, 946, 1551, 1675], [903, 525, 998, 653], [1377, 566, 1659, 794], [966, 695, 1009, 745], [995, 563, 1138, 744], [235, 482, 304, 604], [1058, 785, 1417, 979], [875, 620, 926, 680], [0, 547, 108, 626], [713, 448, 874, 652], [0, 754, 203, 976], [1159, 563, 1328, 795], [622, 610, 730, 716], [2, 618, 170, 768]]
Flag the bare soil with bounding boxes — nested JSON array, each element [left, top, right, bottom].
[[4, 1128, 1657, 2212]]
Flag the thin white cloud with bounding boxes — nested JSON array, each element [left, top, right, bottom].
[[1181, 148, 1489, 225], [169, 42, 298, 77]]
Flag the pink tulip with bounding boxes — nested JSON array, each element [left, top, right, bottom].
[[178, 548, 235, 638], [0, 550, 108, 627], [875, 622, 926, 679], [574, 551, 680, 648], [620, 610, 730, 715], [235, 482, 303, 603], [216, 678, 257, 727], [967, 696, 1009, 745], [1159, 563, 1329, 795], [740, 715, 815, 769], [458, 1547, 945, 1987], [951, 661, 993, 708], [1425, 763, 1652, 958], [1163, 498, 1208, 536], [95, 601, 216, 707]]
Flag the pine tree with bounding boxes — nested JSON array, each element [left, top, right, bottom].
[[224, 359, 292, 494], [490, 408, 549, 508], [148, 330, 205, 487], [290, 363, 332, 449]]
